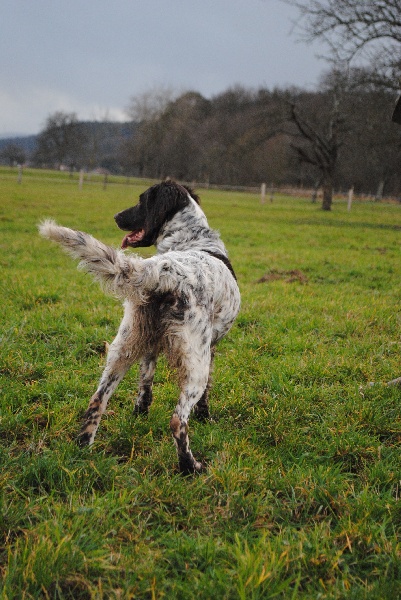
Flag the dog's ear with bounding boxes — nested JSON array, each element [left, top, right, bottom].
[[144, 181, 191, 234]]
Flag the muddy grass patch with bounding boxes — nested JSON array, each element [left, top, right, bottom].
[[257, 268, 308, 284]]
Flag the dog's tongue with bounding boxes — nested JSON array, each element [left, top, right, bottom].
[[121, 229, 145, 249]]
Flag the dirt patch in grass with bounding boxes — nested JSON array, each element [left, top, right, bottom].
[[257, 269, 308, 284]]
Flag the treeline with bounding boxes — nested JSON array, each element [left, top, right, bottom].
[[122, 72, 401, 199], [0, 119, 135, 174], [2, 69, 401, 199], [34, 117, 136, 173]]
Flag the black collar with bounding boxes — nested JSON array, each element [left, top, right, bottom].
[[203, 250, 237, 281]]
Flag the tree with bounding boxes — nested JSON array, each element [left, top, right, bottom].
[[288, 89, 344, 210], [288, 0, 401, 88], [127, 86, 177, 123], [0, 143, 26, 166], [34, 112, 88, 170], [157, 91, 211, 180], [200, 86, 292, 185], [124, 87, 178, 178]]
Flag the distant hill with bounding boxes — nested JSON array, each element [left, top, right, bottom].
[[0, 135, 37, 154]]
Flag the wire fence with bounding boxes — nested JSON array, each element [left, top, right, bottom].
[[1, 166, 400, 204]]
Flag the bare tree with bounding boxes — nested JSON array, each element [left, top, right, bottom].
[[288, 91, 344, 210], [124, 87, 179, 177], [0, 143, 26, 166], [287, 0, 401, 88], [34, 112, 87, 170], [127, 86, 178, 122]]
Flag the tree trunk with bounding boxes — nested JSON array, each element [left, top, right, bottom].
[[321, 174, 333, 211]]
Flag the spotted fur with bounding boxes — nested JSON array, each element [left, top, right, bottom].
[[39, 180, 240, 473]]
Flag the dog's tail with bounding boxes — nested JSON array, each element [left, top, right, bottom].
[[38, 220, 157, 300]]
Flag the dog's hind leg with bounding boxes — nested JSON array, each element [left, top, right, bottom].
[[193, 347, 215, 422], [77, 335, 137, 447], [169, 341, 212, 474], [134, 353, 157, 415]]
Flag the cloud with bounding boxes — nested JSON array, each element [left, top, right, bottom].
[[0, 86, 127, 136], [0, 0, 325, 135]]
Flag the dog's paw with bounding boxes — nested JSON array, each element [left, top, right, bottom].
[[76, 431, 92, 447], [133, 404, 149, 417], [178, 457, 204, 476]]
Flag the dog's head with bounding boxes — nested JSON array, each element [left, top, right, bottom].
[[114, 180, 200, 249]]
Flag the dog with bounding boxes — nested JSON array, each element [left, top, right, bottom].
[[39, 180, 240, 473]]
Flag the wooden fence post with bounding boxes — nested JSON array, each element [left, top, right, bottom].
[[261, 183, 266, 204], [347, 186, 354, 211], [17, 165, 22, 184], [79, 169, 84, 190]]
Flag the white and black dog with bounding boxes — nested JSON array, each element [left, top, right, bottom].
[[39, 180, 240, 473]]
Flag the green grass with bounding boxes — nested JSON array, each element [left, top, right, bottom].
[[1, 168, 401, 598]]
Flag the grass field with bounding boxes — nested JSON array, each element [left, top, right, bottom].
[[1, 168, 401, 599]]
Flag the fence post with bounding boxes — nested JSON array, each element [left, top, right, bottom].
[[17, 165, 22, 184], [261, 182, 266, 204], [270, 184, 274, 203], [347, 186, 353, 211], [79, 169, 84, 190]]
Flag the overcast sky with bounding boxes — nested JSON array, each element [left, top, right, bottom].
[[1, 0, 326, 136]]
